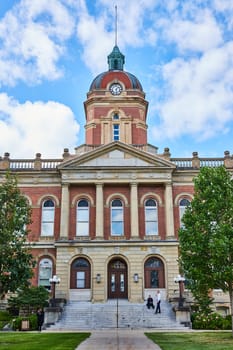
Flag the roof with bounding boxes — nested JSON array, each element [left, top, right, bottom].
[[89, 45, 143, 92]]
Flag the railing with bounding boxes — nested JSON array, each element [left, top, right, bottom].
[[200, 158, 224, 167], [171, 158, 193, 168], [172, 157, 225, 169], [41, 160, 63, 169], [5, 157, 228, 170], [1, 147, 230, 171], [10, 160, 35, 169], [8, 159, 63, 170]]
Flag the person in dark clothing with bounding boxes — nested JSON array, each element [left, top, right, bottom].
[[146, 295, 155, 309], [36, 308, 44, 331]]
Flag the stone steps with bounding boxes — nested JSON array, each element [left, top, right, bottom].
[[47, 300, 187, 330]]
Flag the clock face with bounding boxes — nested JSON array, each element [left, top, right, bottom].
[[110, 83, 122, 95]]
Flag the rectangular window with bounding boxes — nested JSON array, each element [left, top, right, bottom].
[[41, 208, 54, 236], [76, 271, 85, 288], [76, 207, 89, 236], [120, 274, 125, 292], [111, 208, 123, 235], [39, 267, 52, 287], [111, 274, 116, 292], [145, 207, 158, 235], [113, 124, 120, 141]]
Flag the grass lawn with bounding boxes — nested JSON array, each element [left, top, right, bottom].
[[0, 332, 90, 350], [146, 332, 233, 350]]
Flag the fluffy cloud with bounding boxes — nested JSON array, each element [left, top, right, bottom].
[[0, 93, 80, 158], [1, 0, 233, 157], [152, 42, 233, 141], [162, 11, 223, 53], [0, 0, 75, 86], [75, 0, 158, 74]]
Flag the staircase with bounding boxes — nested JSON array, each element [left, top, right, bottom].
[[47, 299, 187, 330]]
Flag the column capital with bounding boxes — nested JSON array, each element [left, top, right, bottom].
[[95, 182, 104, 186]]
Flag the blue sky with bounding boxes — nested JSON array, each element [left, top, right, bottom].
[[0, 0, 233, 159]]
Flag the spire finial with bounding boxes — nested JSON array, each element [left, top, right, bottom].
[[115, 5, 118, 46]]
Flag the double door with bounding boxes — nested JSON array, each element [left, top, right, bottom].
[[108, 259, 128, 299]]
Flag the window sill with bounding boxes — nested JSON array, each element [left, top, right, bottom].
[[39, 236, 54, 241], [144, 235, 161, 240], [110, 235, 126, 240]]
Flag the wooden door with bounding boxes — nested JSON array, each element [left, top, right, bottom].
[[108, 259, 128, 299]]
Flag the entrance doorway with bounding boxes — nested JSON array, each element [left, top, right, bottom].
[[108, 258, 128, 299]]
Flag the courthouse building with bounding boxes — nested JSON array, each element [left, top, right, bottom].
[[0, 45, 231, 311]]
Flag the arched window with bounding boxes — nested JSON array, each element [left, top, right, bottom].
[[76, 199, 89, 236], [70, 258, 91, 289], [38, 258, 53, 290], [145, 199, 158, 235], [113, 113, 119, 120], [144, 257, 165, 288], [179, 198, 191, 228], [111, 199, 124, 236], [41, 199, 55, 236]]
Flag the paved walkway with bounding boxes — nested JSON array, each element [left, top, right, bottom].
[[76, 329, 161, 350]]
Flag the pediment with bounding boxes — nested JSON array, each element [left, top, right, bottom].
[[58, 142, 175, 170]]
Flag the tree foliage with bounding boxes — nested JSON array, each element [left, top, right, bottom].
[[0, 172, 35, 298], [8, 286, 49, 311], [179, 166, 233, 332]]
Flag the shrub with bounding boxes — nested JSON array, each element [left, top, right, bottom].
[[191, 311, 232, 330], [0, 310, 12, 330], [0, 310, 11, 321], [11, 314, 37, 331]]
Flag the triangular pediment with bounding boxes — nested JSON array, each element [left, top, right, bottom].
[[58, 142, 176, 170]]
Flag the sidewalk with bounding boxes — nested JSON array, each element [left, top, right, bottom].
[[76, 329, 161, 350]]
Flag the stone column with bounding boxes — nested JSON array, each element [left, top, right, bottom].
[[130, 182, 139, 239], [60, 183, 69, 239], [95, 182, 104, 239], [165, 182, 175, 238]]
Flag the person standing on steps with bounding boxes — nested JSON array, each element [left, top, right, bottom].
[[155, 290, 161, 314]]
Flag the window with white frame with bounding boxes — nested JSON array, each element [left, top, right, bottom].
[[145, 199, 158, 235], [111, 199, 123, 236], [38, 258, 52, 290], [41, 199, 55, 236], [76, 199, 89, 236], [179, 198, 191, 228], [113, 124, 120, 141]]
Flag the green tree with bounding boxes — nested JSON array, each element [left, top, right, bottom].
[[0, 172, 35, 298], [179, 166, 233, 334], [8, 286, 49, 313]]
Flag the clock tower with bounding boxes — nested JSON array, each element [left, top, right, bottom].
[[84, 45, 148, 146]]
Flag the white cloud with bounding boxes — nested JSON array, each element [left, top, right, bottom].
[[0, 0, 75, 86], [213, 0, 233, 11], [0, 93, 80, 158], [161, 9, 222, 53], [75, 0, 158, 75], [152, 42, 233, 141]]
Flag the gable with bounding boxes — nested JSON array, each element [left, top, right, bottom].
[[59, 144, 175, 170]]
